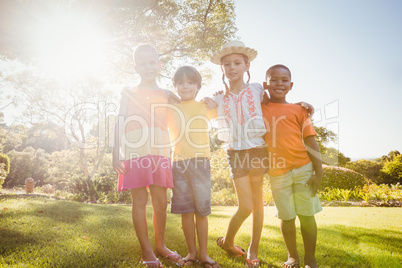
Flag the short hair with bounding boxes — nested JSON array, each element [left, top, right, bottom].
[[133, 44, 159, 63], [172, 66, 202, 90], [265, 64, 292, 80]]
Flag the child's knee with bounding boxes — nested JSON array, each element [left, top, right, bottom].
[[238, 204, 253, 217], [298, 215, 316, 226]]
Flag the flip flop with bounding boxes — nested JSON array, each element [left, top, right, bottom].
[[183, 258, 197, 266], [157, 251, 184, 267], [141, 258, 164, 268], [246, 258, 261, 267], [216, 236, 247, 257], [282, 261, 300, 268], [201, 261, 220, 268]]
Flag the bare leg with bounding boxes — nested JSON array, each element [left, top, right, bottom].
[[182, 213, 198, 263], [299, 215, 318, 268], [196, 215, 216, 264], [248, 175, 264, 260], [130, 188, 157, 263], [281, 218, 299, 268], [149, 185, 184, 266], [222, 176, 252, 254]]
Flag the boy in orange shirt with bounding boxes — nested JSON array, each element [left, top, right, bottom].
[[261, 64, 322, 268]]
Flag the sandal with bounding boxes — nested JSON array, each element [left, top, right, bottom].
[[282, 261, 300, 268], [201, 261, 220, 268], [157, 251, 184, 267], [141, 258, 164, 268], [183, 258, 197, 266], [246, 258, 260, 267], [216, 236, 246, 257]]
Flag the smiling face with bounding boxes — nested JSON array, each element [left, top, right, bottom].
[[221, 53, 250, 82], [175, 75, 199, 101], [265, 66, 293, 103], [133, 46, 161, 82]]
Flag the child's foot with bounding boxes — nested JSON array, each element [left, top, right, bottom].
[[183, 253, 198, 266], [283, 257, 300, 268], [155, 247, 184, 267], [216, 236, 246, 257], [245, 258, 260, 267], [141, 258, 164, 268], [246, 245, 259, 263], [200, 257, 219, 268], [304, 258, 318, 268]]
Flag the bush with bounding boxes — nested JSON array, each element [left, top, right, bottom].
[[0, 153, 10, 189], [321, 164, 367, 190], [379, 155, 402, 185]]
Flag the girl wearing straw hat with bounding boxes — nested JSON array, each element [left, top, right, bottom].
[[211, 40, 267, 267]]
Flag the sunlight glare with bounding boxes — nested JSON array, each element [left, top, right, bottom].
[[34, 12, 108, 78]]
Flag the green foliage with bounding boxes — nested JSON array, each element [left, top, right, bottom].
[[0, 163, 7, 189], [5, 147, 49, 187], [318, 183, 402, 205], [314, 125, 337, 152], [321, 147, 351, 167], [339, 189, 352, 202], [345, 159, 383, 183], [380, 154, 402, 185], [2, 198, 402, 267], [321, 164, 367, 190], [0, 152, 10, 174]]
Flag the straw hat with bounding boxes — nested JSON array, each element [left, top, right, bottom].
[[210, 40, 258, 65]]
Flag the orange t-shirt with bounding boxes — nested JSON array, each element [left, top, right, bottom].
[[262, 102, 316, 177]]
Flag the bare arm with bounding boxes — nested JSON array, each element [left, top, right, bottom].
[[304, 135, 323, 196], [112, 92, 129, 175], [167, 90, 180, 104], [201, 97, 217, 110]]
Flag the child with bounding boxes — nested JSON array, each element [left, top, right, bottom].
[[113, 44, 184, 268], [209, 40, 268, 267], [261, 64, 322, 268], [167, 66, 219, 268]]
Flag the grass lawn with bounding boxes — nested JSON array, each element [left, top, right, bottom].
[[0, 196, 401, 268]]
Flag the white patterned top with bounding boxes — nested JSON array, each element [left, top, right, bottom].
[[214, 83, 266, 150]]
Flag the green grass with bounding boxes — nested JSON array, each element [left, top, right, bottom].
[[0, 197, 401, 267]]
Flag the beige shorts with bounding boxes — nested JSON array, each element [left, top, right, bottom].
[[269, 162, 322, 220]]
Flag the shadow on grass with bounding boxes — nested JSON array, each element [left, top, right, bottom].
[[317, 225, 402, 267], [3, 198, 402, 267]]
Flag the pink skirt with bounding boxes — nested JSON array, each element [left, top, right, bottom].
[[118, 155, 173, 191]]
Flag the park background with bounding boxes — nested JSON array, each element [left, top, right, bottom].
[[0, 1, 401, 267]]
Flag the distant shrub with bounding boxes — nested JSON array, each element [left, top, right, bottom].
[[0, 153, 10, 174], [0, 153, 10, 189], [321, 164, 367, 190]]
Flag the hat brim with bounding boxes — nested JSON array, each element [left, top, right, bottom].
[[211, 46, 258, 65]]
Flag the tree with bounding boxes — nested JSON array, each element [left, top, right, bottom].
[[0, 153, 10, 188], [321, 147, 351, 167], [0, 0, 237, 184], [0, 0, 236, 70], [312, 125, 350, 166], [5, 147, 49, 187], [380, 154, 402, 185], [345, 159, 382, 183]]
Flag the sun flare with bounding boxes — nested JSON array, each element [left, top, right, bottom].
[[33, 11, 108, 78]]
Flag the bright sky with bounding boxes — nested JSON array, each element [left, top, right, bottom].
[[201, 0, 402, 160]]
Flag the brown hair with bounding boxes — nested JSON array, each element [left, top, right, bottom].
[[172, 66, 202, 90]]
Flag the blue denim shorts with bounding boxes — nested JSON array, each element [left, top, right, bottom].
[[170, 158, 211, 216]]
